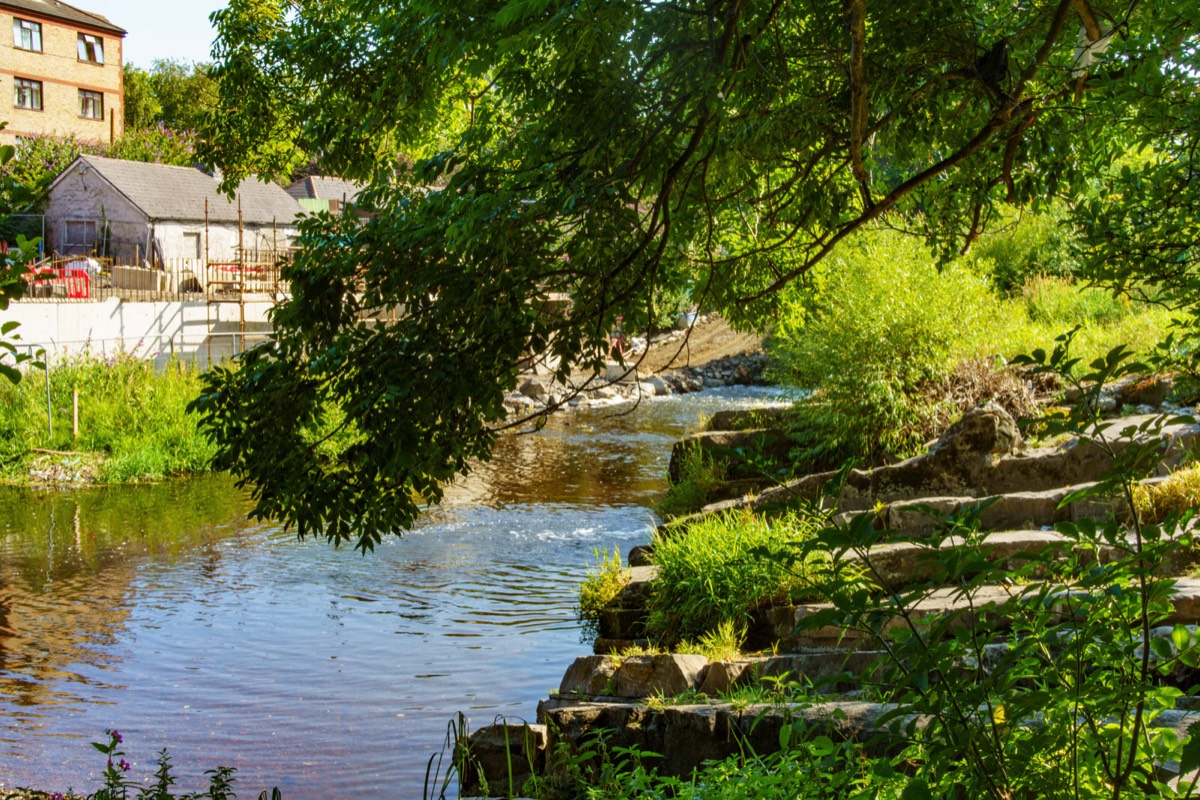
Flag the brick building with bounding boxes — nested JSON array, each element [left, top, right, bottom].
[[0, 0, 124, 144]]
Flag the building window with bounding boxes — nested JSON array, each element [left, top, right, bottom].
[[14, 78, 42, 111], [64, 220, 97, 248], [77, 33, 104, 64], [182, 232, 202, 259], [79, 90, 104, 119], [13, 18, 42, 51]]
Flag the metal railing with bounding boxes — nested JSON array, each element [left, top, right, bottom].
[[15, 256, 291, 304]]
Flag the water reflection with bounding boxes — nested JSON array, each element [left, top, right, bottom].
[[0, 387, 787, 798]]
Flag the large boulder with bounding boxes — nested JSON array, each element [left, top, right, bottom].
[[460, 723, 547, 797], [614, 654, 709, 698]]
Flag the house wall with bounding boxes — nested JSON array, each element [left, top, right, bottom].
[[43, 163, 146, 257], [0, 5, 123, 144], [43, 167, 299, 261], [152, 220, 298, 263]]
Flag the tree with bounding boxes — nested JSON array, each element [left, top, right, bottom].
[[0, 128, 51, 384], [123, 64, 162, 131], [148, 59, 218, 134], [194, 0, 1199, 550]]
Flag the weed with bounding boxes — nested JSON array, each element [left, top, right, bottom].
[[577, 547, 631, 639], [655, 442, 727, 519], [0, 353, 216, 484], [645, 509, 825, 646]]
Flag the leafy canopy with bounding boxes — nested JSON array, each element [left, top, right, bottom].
[[194, 0, 1198, 549]]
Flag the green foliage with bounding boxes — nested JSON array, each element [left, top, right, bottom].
[[191, 0, 1200, 542], [769, 228, 1174, 467], [786, 337, 1200, 800], [654, 444, 727, 519], [577, 548, 630, 636], [87, 729, 279, 800], [770, 230, 1007, 463], [968, 204, 1079, 294], [0, 353, 216, 483], [645, 510, 824, 646], [0, 125, 49, 384], [0, 128, 197, 206], [122, 64, 162, 131], [537, 723, 897, 800]]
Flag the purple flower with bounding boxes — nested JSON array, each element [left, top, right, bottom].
[[119, 759, 131, 772]]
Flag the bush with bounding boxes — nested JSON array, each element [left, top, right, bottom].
[[645, 510, 825, 645], [768, 228, 1175, 468], [769, 229, 1010, 464], [968, 203, 1079, 293]]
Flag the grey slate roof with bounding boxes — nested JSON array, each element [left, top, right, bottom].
[[0, 0, 125, 35], [61, 156, 303, 225], [285, 176, 366, 203]]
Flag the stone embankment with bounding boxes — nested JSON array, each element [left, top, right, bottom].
[[464, 374, 1200, 798], [502, 315, 769, 414]]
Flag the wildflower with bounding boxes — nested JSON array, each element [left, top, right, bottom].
[[119, 759, 131, 771]]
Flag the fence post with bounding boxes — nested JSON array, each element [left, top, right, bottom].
[[44, 353, 53, 440]]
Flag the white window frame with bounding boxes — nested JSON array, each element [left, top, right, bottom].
[[77, 33, 104, 64], [13, 78, 43, 111], [79, 89, 104, 120], [13, 18, 42, 52]]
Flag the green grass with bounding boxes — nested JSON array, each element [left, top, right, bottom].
[[645, 509, 827, 646], [0, 353, 216, 483], [578, 547, 631, 637], [655, 442, 728, 519]]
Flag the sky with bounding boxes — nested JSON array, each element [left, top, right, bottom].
[[91, 0, 228, 67]]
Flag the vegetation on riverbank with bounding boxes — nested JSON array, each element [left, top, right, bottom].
[[768, 225, 1174, 473], [0, 353, 216, 484]]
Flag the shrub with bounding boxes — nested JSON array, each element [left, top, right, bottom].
[[968, 203, 1079, 293], [768, 227, 1174, 468], [577, 547, 631, 638], [645, 510, 825, 645], [654, 442, 727, 519], [769, 229, 1010, 464]]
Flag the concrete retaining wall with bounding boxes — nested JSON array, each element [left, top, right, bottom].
[[5, 299, 273, 368]]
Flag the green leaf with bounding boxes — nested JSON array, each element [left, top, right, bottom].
[[900, 778, 935, 800], [1180, 721, 1200, 775]]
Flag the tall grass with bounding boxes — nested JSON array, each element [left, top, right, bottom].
[[646, 509, 826, 646], [0, 352, 216, 483]]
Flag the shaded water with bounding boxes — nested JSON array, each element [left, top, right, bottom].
[[0, 388, 787, 798]]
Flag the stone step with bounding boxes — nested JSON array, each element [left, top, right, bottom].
[[766, 577, 1200, 650], [605, 529, 1199, 644], [536, 697, 1198, 783], [837, 483, 1121, 534], [665, 409, 1199, 531]]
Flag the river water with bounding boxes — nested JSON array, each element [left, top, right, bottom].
[[0, 387, 786, 798]]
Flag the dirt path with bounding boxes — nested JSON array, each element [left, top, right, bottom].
[[633, 314, 765, 375]]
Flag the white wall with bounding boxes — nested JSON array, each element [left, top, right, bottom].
[[4, 299, 274, 367], [153, 220, 297, 263]]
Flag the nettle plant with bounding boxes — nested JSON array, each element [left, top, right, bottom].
[[794, 331, 1200, 799]]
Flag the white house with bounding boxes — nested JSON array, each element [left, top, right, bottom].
[[44, 155, 304, 264]]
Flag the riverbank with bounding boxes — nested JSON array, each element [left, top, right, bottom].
[[0, 353, 216, 487], [461, 365, 1200, 799]]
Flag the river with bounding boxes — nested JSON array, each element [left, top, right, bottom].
[[0, 387, 786, 798]]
